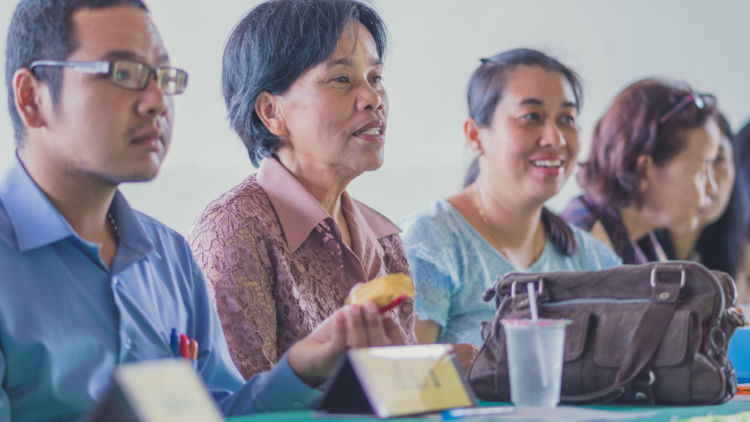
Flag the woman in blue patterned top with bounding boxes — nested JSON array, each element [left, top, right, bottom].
[[399, 49, 622, 355]]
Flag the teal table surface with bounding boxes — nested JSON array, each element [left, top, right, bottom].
[[227, 398, 750, 421]]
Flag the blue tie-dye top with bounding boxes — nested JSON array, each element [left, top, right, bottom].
[[399, 199, 622, 347]]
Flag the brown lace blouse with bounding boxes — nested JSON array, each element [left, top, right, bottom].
[[188, 157, 416, 379]]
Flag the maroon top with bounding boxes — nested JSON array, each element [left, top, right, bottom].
[[189, 157, 416, 379]]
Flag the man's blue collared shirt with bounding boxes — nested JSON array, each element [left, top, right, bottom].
[[0, 156, 318, 421]]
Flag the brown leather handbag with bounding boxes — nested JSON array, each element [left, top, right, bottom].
[[466, 262, 745, 405]]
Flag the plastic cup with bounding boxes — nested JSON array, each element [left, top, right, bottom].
[[501, 318, 570, 408]]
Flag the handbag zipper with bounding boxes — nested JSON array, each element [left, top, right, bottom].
[[540, 298, 651, 307]]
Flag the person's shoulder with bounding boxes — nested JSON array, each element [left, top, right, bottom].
[[353, 199, 398, 226], [134, 210, 188, 249], [196, 174, 267, 219], [569, 224, 622, 267], [132, 210, 204, 275], [190, 174, 278, 236], [560, 195, 598, 232], [398, 199, 472, 258], [569, 223, 601, 247], [351, 198, 400, 236], [399, 199, 460, 235]]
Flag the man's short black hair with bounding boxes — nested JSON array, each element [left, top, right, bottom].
[[6, 0, 149, 145], [222, 0, 388, 167]]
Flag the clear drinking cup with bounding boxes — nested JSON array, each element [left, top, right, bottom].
[[501, 318, 570, 408]]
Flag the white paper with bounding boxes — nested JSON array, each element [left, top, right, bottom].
[[489, 406, 655, 421]]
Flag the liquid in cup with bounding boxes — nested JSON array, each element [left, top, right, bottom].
[[502, 318, 570, 407]]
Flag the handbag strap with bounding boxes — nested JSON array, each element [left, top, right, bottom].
[[561, 266, 685, 404]]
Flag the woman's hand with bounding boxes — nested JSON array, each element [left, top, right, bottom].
[[452, 342, 480, 374], [288, 302, 405, 387]]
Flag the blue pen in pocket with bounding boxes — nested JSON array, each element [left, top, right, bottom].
[[169, 328, 179, 357]]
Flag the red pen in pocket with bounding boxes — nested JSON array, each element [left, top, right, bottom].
[[179, 334, 189, 360]]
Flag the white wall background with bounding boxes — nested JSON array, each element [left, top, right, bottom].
[[1, 0, 749, 236]]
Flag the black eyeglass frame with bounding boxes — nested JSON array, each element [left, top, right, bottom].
[[28, 59, 188, 95], [658, 91, 715, 126]]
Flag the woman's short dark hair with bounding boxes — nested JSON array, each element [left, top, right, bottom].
[[6, 0, 148, 145], [462, 49, 583, 257], [222, 0, 387, 166], [467, 48, 583, 127], [578, 78, 718, 210]]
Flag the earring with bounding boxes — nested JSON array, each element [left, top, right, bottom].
[[471, 142, 482, 155]]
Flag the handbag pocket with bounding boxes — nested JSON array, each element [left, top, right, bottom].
[[593, 309, 691, 367], [590, 310, 693, 402]]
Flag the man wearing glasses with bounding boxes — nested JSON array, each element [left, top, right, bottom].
[[0, 0, 402, 420]]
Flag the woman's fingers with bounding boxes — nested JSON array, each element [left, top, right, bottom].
[[342, 302, 404, 348], [344, 305, 367, 348], [288, 310, 347, 387], [383, 314, 407, 345], [452, 342, 480, 373], [288, 305, 404, 388], [362, 301, 390, 346]]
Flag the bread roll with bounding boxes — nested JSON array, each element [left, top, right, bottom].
[[345, 273, 415, 313]]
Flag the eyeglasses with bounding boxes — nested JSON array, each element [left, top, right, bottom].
[[658, 91, 714, 125], [29, 59, 188, 95]]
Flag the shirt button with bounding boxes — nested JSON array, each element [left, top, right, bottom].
[[112, 277, 119, 285], [124, 337, 132, 350], [293, 400, 303, 408]]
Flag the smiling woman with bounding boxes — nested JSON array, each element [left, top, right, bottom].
[[398, 49, 622, 359], [187, 0, 416, 380]]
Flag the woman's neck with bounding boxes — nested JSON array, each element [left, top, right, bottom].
[[453, 181, 546, 268], [668, 227, 701, 260], [276, 152, 354, 214], [619, 206, 657, 243], [275, 152, 354, 246]]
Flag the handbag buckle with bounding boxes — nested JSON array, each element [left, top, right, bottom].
[[510, 278, 544, 298], [709, 325, 728, 351], [649, 266, 686, 288]]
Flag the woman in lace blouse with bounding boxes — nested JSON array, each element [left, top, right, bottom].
[[189, 0, 415, 379]]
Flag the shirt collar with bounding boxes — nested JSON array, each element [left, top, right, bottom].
[[0, 154, 73, 251], [257, 157, 400, 252], [109, 191, 155, 271], [0, 153, 153, 262]]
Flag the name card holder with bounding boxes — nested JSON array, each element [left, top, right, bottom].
[[88, 359, 223, 422], [316, 344, 476, 418]]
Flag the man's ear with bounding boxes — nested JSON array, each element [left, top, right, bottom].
[[254, 91, 288, 137], [636, 154, 653, 191], [463, 117, 484, 155], [13, 68, 48, 129]]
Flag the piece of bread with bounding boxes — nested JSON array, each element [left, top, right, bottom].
[[345, 273, 415, 313]]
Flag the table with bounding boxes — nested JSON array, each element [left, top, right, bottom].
[[228, 397, 750, 421]]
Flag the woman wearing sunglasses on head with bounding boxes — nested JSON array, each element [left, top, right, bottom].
[[562, 79, 722, 264], [399, 49, 622, 358]]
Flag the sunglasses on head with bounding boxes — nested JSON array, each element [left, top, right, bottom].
[[658, 91, 715, 126]]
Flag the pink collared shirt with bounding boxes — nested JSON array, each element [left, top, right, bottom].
[[189, 157, 415, 379]]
